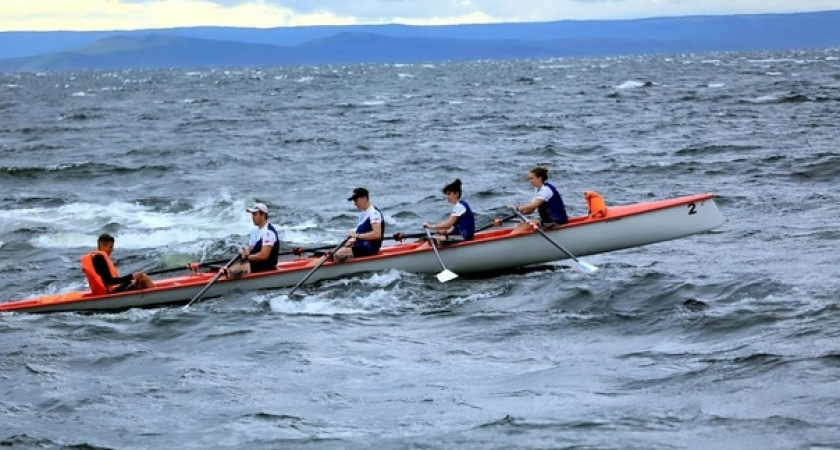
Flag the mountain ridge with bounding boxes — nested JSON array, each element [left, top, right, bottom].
[[1, 10, 839, 72]]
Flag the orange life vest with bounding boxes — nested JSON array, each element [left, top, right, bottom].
[[80, 250, 120, 295], [585, 191, 608, 219]]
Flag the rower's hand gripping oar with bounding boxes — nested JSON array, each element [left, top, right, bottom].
[[511, 210, 598, 274], [182, 253, 241, 310], [425, 228, 459, 283], [285, 236, 353, 300]]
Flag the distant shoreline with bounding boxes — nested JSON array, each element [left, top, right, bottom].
[[1, 10, 839, 73]]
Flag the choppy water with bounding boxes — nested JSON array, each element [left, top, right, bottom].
[[2, 49, 840, 449]]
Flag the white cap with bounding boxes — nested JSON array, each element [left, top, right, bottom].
[[245, 202, 268, 214]]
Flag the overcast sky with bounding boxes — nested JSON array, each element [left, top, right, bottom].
[[1, 0, 837, 31]]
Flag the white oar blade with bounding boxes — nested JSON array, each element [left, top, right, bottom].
[[576, 261, 599, 274], [436, 269, 459, 283]]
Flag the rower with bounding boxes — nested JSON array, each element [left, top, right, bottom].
[[334, 187, 385, 261], [422, 178, 475, 244], [227, 202, 281, 277], [511, 166, 569, 234]]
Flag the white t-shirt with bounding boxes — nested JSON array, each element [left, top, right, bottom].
[[451, 201, 467, 217], [358, 206, 383, 227], [249, 223, 277, 249], [532, 185, 554, 203]]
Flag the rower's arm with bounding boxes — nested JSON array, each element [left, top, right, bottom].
[[517, 198, 544, 215], [248, 243, 273, 262], [425, 215, 457, 230], [357, 222, 382, 240]]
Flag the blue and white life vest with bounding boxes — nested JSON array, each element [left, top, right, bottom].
[[249, 223, 280, 272], [354, 206, 385, 254], [537, 182, 568, 225], [452, 199, 475, 240]]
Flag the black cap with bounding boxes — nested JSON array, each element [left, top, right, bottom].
[[347, 187, 369, 201]]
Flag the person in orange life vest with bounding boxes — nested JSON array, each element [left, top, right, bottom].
[[422, 178, 475, 243], [511, 166, 569, 233], [228, 202, 280, 277], [80, 233, 155, 295], [335, 187, 385, 262]]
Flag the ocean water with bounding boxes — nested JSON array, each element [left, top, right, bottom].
[[1, 49, 840, 449]]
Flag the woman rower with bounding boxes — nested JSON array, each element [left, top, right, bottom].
[[511, 166, 568, 233], [423, 178, 475, 243]]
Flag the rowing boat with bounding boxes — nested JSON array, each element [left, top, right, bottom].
[[0, 193, 724, 313]]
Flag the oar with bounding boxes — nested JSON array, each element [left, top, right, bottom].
[[511, 210, 598, 274], [145, 258, 230, 276], [425, 228, 459, 283], [389, 232, 427, 241], [182, 254, 241, 310], [389, 214, 518, 242], [477, 213, 517, 232], [146, 245, 335, 277], [286, 236, 352, 300], [281, 244, 336, 257]]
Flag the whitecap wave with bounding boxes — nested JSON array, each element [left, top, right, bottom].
[[8, 195, 336, 250], [616, 80, 648, 90], [264, 269, 417, 315], [267, 295, 373, 316]]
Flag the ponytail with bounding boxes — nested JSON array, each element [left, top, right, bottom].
[[442, 178, 463, 197]]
